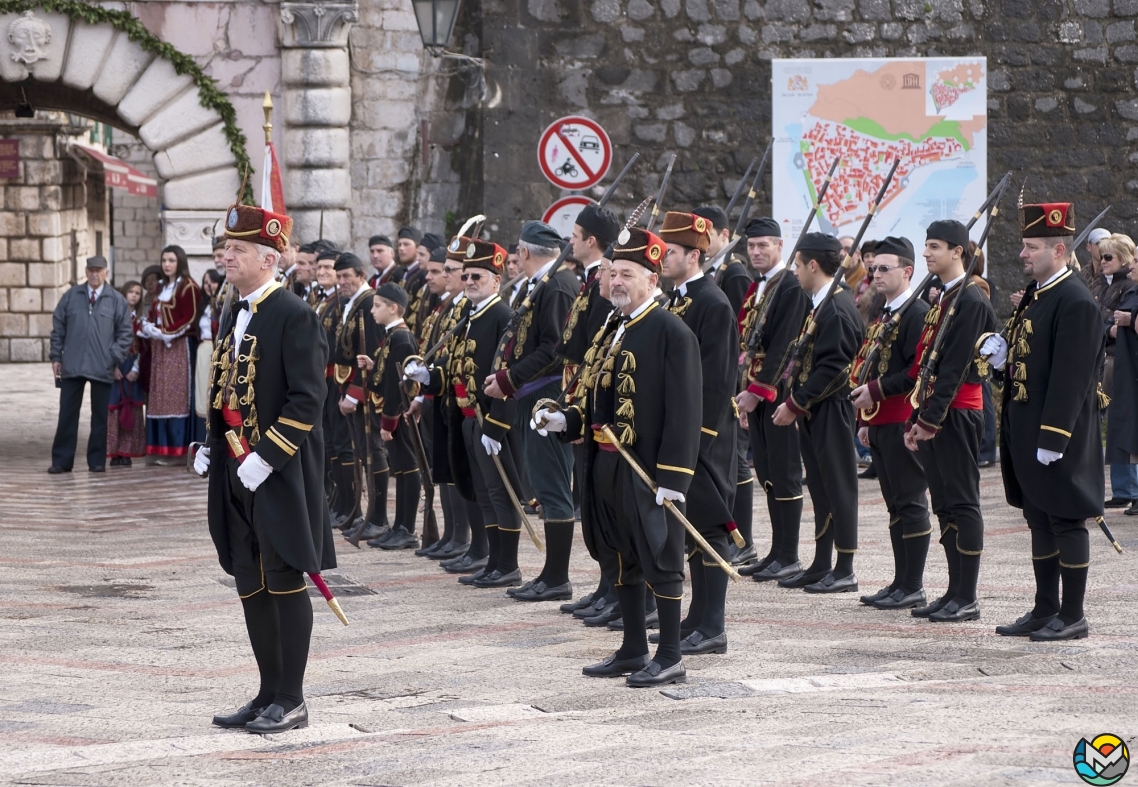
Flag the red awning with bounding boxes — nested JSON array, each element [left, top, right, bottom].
[[71, 144, 158, 198]]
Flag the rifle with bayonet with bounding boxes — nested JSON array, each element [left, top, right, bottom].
[[702, 140, 773, 275]]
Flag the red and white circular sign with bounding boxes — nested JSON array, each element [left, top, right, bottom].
[[542, 196, 595, 240], [537, 116, 612, 191]]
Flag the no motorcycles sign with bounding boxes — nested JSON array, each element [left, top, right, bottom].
[[537, 116, 612, 191]]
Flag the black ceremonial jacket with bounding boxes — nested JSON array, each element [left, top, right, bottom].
[[370, 322, 419, 434], [206, 283, 335, 576], [740, 266, 811, 401], [996, 269, 1106, 519], [559, 263, 612, 365], [332, 288, 381, 402], [850, 295, 930, 426], [497, 266, 580, 396], [785, 288, 864, 416], [713, 257, 755, 318]]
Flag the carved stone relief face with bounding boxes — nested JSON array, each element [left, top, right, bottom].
[[8, 11, 52, 65]]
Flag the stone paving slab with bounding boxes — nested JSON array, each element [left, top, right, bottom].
[[1, 363, 1136, 785]]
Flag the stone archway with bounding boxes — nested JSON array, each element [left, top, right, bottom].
[[0, 5, 243, 362]]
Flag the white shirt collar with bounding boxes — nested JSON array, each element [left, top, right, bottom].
[[584, 259, 603, 275], [811, 281, 832, 310], [677, 270, 704, 296], [530, 259, 557, 284], [941, 273, 967, 293], [88, 283, 105, 299], [241, 278, 276, 305], [374, 262, 395, 280], [625, 296, 654, 321], [885, 288, 913, 313], [284, 263, 298, 277], [762, 260, 786, 280], [342, 286, 366, 323], [384, 317, 405, 331], [452, 291, 465, 305], [469, 293, 497, 315], [1039, 267, 1067, 288]]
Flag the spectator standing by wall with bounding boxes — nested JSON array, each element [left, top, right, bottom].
[[1099, 234, 1138, 510], [107, 281, 148, 466], [48, 256, 133, 474]]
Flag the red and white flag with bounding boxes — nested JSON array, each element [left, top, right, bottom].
[[261, 141, 286, 213]]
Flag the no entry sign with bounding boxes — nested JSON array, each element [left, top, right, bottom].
[[537, 116, 612, 191], [542, 196, 595, 240]]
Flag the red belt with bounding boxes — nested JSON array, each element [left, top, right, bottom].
[[454, 382, 477, 419], [221, 405, 251, 461], [863, 394, 913, 426], [325, 363, 336, 379], [950, 382, 983, 410]]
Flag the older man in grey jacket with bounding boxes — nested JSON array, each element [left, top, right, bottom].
[[48, 256, 134, 473]]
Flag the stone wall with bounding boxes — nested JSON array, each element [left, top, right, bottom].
[[108, 132, 164, 287], [479, 0, 1138, 308]]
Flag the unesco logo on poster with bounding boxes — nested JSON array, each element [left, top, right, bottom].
[[1073, 734, 1130, 785]]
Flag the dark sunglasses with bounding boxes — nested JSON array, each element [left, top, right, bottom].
[[1102, 254, 1115, 262], [461, 272, 486, 282], [867, 265, 902, 274]]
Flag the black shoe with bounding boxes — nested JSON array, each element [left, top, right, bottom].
[[581, 602, 621, 626], [352, 523, 385, 542], [121, 457, 132, 467], [335, 514, 357, 531], [729, 544, 758, 566], [445, 555, 488, 574], [414, 542, 435, 557], [583, 652, 650, 677], [89, 465, 105, 473], [858, 464, 878, 479], [859, 585, 895, 606], [513, 580, 573, 602], [379, 528, 419, 550], [245, 702, 309, 734], [873, 588, 927, 610], [561, 591, 599, 614], [738, 555, 774, 576], [1029, 617, 1089, 641], [680, 631, 727, 655], [804, 572, 858, 594], [627, 660, 686, 687], [1126, 504, 1138, 516], [47, 466, 71, 474], [911, 594, 951, 618], [928, 599, 980, 622], [434, 541, 471, 561], [212, 700, 267, 728], [1104, 496, 1133, 508], [996, 611, 1058, 637], [459, 567, 489, 585], [506, 579, 538, 598], [778, 568, 829, 589], [607, 609, 659, 631], [574, 596, 609, 618], [473, 568, 523, 588], [751, 560, 802, 582], [649, 627, 694, 645]]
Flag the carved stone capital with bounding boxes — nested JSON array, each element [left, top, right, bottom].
[[162, 210, 224, 257], [279, 2, 359, 48]]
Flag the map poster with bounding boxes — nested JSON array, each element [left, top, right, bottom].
[[772, 57, 987, 282]]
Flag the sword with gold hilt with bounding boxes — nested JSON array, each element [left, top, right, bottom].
[[600, 425, 741, 581], [474, 402, 545, 552]]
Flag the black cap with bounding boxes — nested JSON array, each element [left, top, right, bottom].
[[419, 232, 445, 252], [519, 220, 564, 250], [368, 234, 393, 249], [693, 205, 729, 232], [575, 204, 621, 247], [602, 244, 615, 261], [313, 239, 339, 253], [798, 232, 843, 256], [397, 226, 421, 243], [85, 255, 108, 269], [334, 252, 366, 272], [873, 236, 915, 261], [428, 246, 447, 263], [926, 220, 969, 252], [316, 248, 340, 263], [744, 217, 781, 238], [508, 243, 518, 254], [298, 242, 318, 254], [375, 282, 409, 309]]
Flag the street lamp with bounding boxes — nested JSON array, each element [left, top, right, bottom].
[[411, 0, 461, 50]]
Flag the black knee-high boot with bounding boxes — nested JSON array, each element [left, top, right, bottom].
[[438, 483, 456, 546], [465, 500, 487, 560], [902, 524, 931, 593], [448, 487, 471, 547], [498, 528, 520, 574], [940, 524, 960, 602], [681, 553, 704, 632], [401, 472, 421, 532], [732, 479, 754, 549], [1030, 529, 1061, 619], [613, 583, 648, 659], [1058, 524, 1090, 624], [540, 521, 574, 587], [698, 558, 729, 638], [887, 521, 905, 590], [484, 526, 500, 574], [803, 513, 834, 576], [762, 492, 781, 565], [273, 590, 313, 712], [241, 590, 282, 708], [652, 590, 684, 669], [372, 468, 390, 527], [777, 498, 803, 564], [956, 552, 980, 604]]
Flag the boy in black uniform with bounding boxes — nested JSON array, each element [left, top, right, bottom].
[[849, 237, 933, 609], [357, 283, 422, 551], [735, 218, 811, 579], [980, 202, 1103, 641], [534, 228, 702, 687], [904, 220, 997, 622], [659, 210, 739, 654], [198, 202, 334, 734], [771, 233, 865, 593]]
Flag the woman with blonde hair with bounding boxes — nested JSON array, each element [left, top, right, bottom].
[[1099, 233, 1138, 511]]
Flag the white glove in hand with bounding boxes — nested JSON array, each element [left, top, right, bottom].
[[980, 334, 1008, 368], [1037, 448, 1063, 466], [481, 434, 502, 456], [404, 360, 430, 384], [193, 445, 210, 477], [531, 409, 566, 436], [237, 451, 273, 491], [655, 487, 686, 506]]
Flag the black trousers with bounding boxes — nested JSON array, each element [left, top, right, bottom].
[[52, 376, 111, 470], [922, 408, 984, 556], [461, 416, 522, 534], [799, 398, 858, 554], [323, 378, 353, 463], [748, 398, 803, 521], [1021, 498, 1089, 617], [868, 422, 931, 538]]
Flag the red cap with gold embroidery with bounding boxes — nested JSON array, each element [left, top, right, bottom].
[[1021, 202, 1075, 238], [612, 227, 667, 273], [224, 203, 292, 253]]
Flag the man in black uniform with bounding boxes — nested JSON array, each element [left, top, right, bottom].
[[368, 234, 403, 289], [485, 222, 580, 602], [849, 237, 933, 609], [534, 227, 702, 686], [408, 232, 445, 338], [659, 210, 739, 654], [903, 220, 997, 622], [771, 233, 864, 593], [197, 201, 334, 734], [358, 283, 421, 551], [332, 253, 388, 543], [979, 202, 1103, 640], [694, 205, 756, 565], [734, 218, 811, 579], [408, 240, 524, 586]]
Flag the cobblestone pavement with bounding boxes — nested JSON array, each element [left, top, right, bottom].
[[2, 363, 1136, 786]]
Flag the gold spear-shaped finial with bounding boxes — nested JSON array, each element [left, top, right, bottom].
[[262, 91, 273, 146]]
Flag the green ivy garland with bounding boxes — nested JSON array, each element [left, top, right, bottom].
[[0, 0, 254, 203]]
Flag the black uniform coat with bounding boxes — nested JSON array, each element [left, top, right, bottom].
[[421, 295, 466, 484], [786, 289, 864, 414], [740, 267, 811, 401], [370, 322, 420, 472], [206, 284, 335, 576], [332, 288, 382, 402], [713, 257, 755, 318], [401, 263, 429, 337], [667, 274, 737, 529], [559, 263, 612, 365], [997, 269, 1106, 519], [497, 267, 580, 396], [852, 295, 931, 410], [563, 301, 702, 570]]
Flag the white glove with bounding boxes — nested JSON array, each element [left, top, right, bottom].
[[140, 321, 160, 340], [1037, 448, 1063, 466], [404, 360, 430, 384], [193, 445, 210, 477], [980, 334, 1008, 368], [237, 451, 274, 491], [531, 409, 566, 436], [481, 434, 502, 456], [655, 486, 686, 506]]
